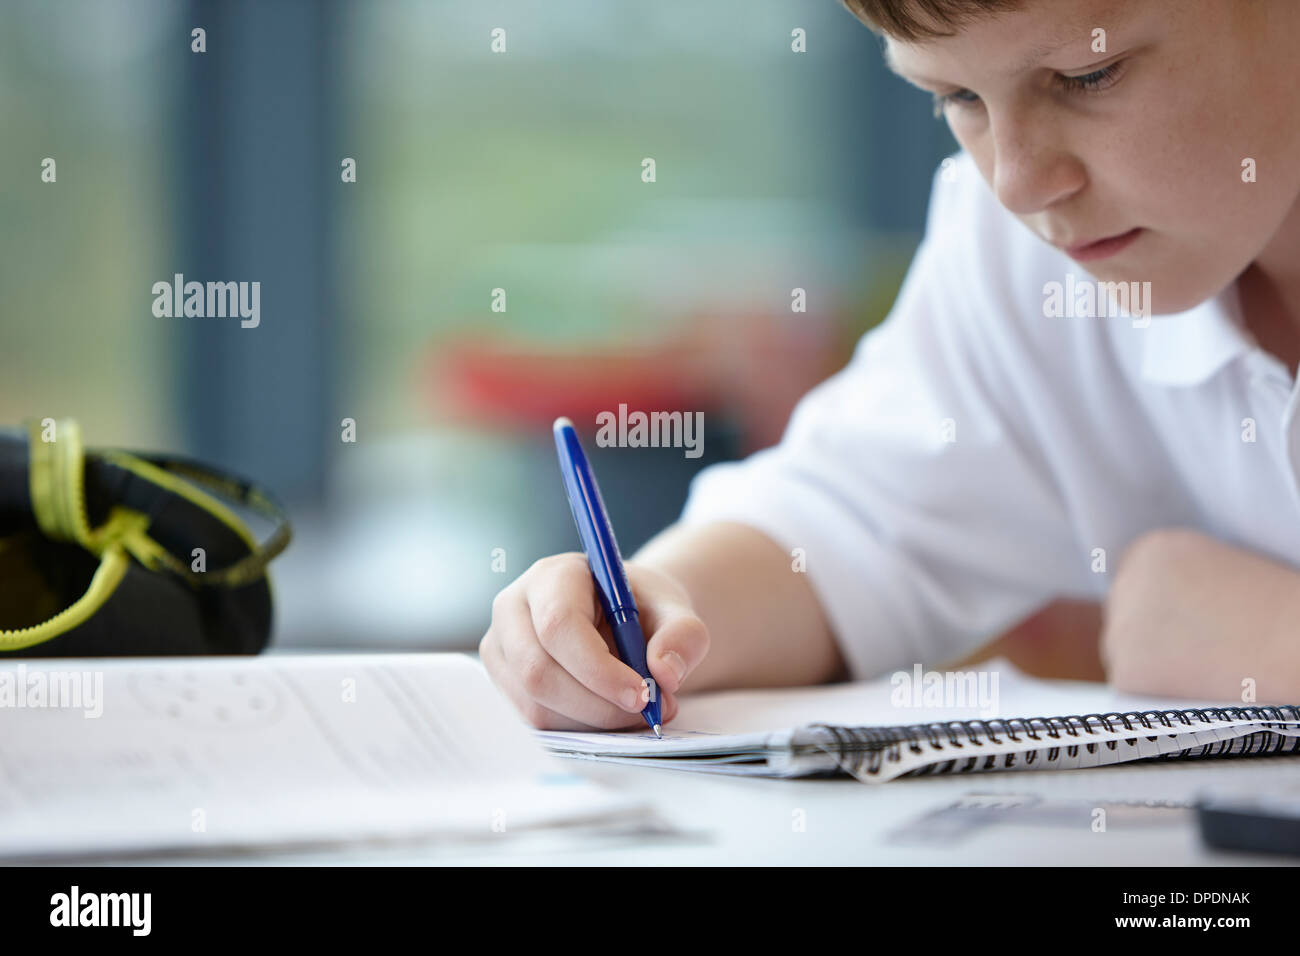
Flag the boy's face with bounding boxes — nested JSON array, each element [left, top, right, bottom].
[[886, 0, 1300, 315]]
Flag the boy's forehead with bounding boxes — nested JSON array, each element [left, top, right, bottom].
[[883, 0, 1133, 78]]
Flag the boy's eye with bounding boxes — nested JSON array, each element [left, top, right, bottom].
[[930, 59, 1127, 119], [1055, 60, 1126, 95], [931, 88, 980, 118]]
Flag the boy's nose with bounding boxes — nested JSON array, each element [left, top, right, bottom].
[[989, 117, 1086, 217]]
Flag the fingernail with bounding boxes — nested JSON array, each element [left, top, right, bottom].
[[662, 651, 687, 687]]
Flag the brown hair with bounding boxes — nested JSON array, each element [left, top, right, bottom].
[[840, 0, 1021, 41]]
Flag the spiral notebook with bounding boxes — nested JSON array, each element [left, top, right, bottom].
[[538, 660, 1300, 782]]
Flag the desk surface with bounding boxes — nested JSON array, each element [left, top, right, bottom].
[[108, 753, 1300, 866]]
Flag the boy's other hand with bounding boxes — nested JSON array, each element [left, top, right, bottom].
[[480, 553, 710, 730], [1102, 528, 1300, 702]]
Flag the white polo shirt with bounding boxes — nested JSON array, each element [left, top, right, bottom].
[[679, 150, 1300, 681]]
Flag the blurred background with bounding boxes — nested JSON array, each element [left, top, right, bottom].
[[0, 0, 958, 651]]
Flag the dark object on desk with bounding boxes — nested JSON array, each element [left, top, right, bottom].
[[0, 419, 290, 657], [1198, 787, 1300, 857]]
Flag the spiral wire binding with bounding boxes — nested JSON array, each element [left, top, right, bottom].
[[806, 705, 1300, 780]]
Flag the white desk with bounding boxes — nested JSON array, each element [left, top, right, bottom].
[[111, 753, 1300, 866], [32, 649, 1295, 865]]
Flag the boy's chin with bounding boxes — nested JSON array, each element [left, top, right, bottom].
[[1147, 280, 1235, 317], [1082, 264, 1229, 317]]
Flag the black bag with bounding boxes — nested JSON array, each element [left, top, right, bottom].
[[0, 419, 290, 657]]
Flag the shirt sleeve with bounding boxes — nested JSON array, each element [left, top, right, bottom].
[[677, 156, 1084, 680]]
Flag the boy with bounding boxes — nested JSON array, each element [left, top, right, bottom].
[[482, 0, 1300, 730]]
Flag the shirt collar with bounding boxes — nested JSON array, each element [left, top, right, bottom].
[[1140, 279, 1255, 387]]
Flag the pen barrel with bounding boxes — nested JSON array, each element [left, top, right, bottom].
[[607, 608, 651, 681]]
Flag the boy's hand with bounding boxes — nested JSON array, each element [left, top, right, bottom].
[[480, 553, 710, 730], [1101, 528, 1300, 702]]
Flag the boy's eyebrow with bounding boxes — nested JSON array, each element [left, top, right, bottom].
[[1010, 35, 1081, 72], [883, 32, 1095, 85]]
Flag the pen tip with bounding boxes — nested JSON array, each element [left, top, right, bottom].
[[653, 723, 663, 738]]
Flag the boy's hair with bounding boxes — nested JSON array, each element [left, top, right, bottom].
[[841, 0, 1020, 41]]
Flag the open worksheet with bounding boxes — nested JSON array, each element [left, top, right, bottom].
[[0, 654, 644, 859]]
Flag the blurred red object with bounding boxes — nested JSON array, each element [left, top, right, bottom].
[[424, 309, 840, 453]]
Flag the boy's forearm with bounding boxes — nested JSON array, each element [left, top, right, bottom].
[[1103, 529, 1300, 702], [631, 520, 847, 692]]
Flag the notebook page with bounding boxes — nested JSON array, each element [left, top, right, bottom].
[[538, 657, 1292, 760], [0, 654, 642, 858], [673, 658, 1267, 730]]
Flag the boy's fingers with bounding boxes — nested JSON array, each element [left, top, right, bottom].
[[489, 624, 647, 730], [659, 688, 679, 725], [522, 572, 647, 714], [482, 637, 616, 731], [642, 603, 710, 695], [494, 598, 644, 723], [484, 557, 698, 728], [484, 611, 682, 730]]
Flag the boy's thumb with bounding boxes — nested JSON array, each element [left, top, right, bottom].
[[644, 606, 708, 694]]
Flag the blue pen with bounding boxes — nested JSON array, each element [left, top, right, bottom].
[[552, 417, 662, 738]]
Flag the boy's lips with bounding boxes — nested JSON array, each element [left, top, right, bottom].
[[1060, 227, 1144, 261]]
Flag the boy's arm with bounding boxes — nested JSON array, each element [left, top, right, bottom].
[[1102, 528, 1300, 702], [484, 155, 1086, 728], [632, 520, 846, 692]]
